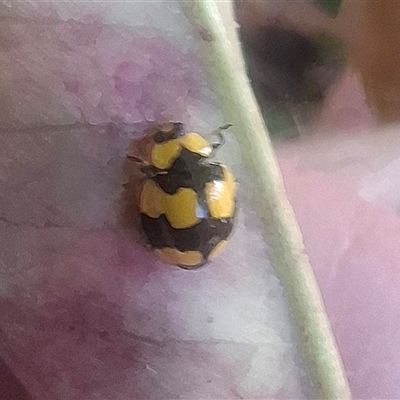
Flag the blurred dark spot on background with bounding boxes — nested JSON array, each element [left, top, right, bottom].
[[235, 4, 345, 138]]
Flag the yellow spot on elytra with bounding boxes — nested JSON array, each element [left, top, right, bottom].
[[155, 248, 203, 267], [208, 240, 228, 261], [151, 140, 181, 169], [205, 166, 235, 219], [139, 180, 165, 218], [179, 133, 213, 157], [140, 182, 199, 229], [164, 188, 199, 229]]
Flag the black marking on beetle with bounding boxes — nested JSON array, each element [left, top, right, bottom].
[[140, 213, 234, 260], [151, 149, 224, 195]]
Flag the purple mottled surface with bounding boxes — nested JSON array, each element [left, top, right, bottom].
[[0, 14, 202, 128], [0, 1, 309, 399]]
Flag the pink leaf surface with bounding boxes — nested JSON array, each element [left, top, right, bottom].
[[274, 72, 400, 398], [278, 156, 400, 399]]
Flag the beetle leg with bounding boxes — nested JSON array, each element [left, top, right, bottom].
[[127, 154, 159, 178], [139, 165, 168, 179], [127, 154, 144, 163]]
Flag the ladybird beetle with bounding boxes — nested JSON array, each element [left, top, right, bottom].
[[128, 122, 237, 270]]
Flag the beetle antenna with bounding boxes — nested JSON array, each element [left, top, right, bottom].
[[211, 123, 232, 151]]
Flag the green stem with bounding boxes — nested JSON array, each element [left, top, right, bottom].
[[179, 1, 351, 398]]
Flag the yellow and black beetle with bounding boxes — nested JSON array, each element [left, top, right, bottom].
[[127, 122, 237, 270]]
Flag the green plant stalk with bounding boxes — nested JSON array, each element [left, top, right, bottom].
[[179, 0, 351, 398]]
